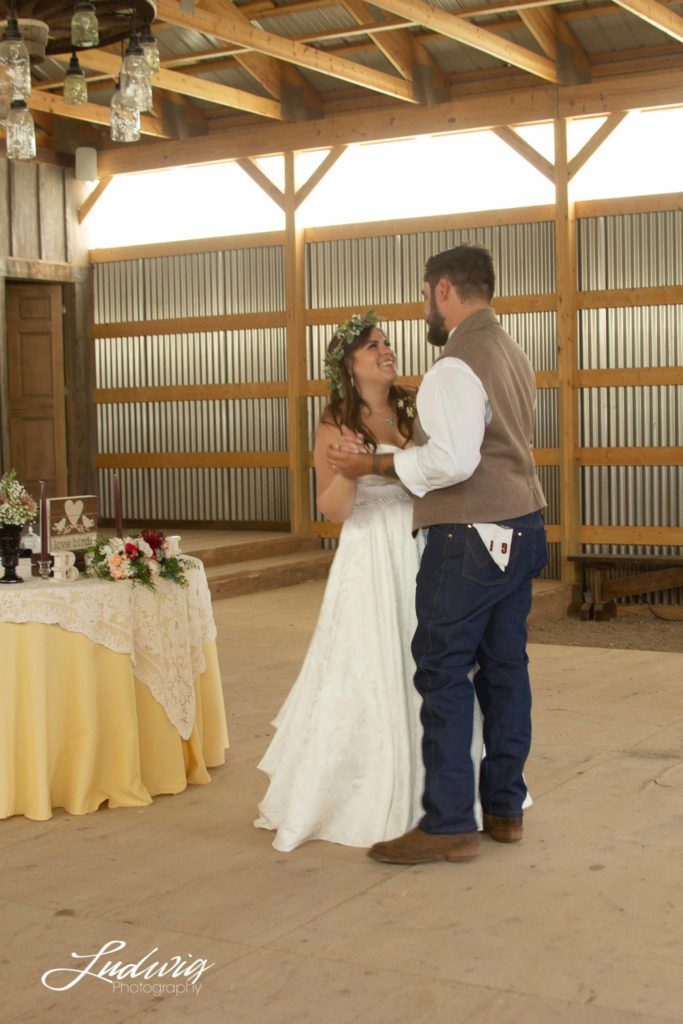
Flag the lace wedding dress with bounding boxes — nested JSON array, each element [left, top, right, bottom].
[[254, 445, 485, 852]]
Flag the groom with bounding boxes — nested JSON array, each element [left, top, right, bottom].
[[331, 243, 547, 864]]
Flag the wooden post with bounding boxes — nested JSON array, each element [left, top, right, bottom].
[[554, 114, 581, 584], [284, 151, 310, 534]]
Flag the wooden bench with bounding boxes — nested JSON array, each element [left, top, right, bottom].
[[568, 553, 683, 620]]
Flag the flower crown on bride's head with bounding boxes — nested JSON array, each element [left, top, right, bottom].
[[324, 310, 378, 397]]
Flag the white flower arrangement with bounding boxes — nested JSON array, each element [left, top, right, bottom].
[[0, 469, 38, 527]]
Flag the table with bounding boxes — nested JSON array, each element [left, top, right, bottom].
[[0, 559, 229, 820]]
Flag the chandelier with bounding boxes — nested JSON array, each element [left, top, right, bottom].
[[0, 1, 160, 159]]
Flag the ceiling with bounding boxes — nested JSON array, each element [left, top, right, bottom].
[[6, 0, 683, 172]]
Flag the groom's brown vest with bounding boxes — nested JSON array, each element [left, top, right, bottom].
[[412, 307, 546, 530]]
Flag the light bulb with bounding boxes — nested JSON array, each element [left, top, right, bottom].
[[6, 97, 36, 160], [0, 18, 32, 100], [63, 51, 88, 105], [71, 2, 99, 48]]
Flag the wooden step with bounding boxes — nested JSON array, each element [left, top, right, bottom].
[[206, 549, 335, 600], [184, 533, 321, 568]]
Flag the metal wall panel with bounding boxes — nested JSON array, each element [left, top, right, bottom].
[[578, 211, 683, 290], [97, 466, 289, 522]]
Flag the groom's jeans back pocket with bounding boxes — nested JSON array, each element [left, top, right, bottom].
[[462, 527, 520, 586]]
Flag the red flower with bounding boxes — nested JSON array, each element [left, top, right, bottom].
[[141, 529, 165, 556], [124, 542, 140, 559]]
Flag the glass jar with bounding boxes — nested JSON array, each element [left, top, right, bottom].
[[121, 34, 152, 112], [6, 97, 36, 160], [0, 18, 32, 100], [140, 24, 161, 74], [110, 82, 140, 143], [71, 3, 99, 48], [63, 51, 88, 105]]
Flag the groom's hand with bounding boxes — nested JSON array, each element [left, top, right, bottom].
[[327, 445, 372, 479]]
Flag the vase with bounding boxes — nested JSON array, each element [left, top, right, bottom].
[[0, 523, 24, 583]]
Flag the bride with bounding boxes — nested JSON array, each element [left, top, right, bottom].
[[254, 311, 483, 852]]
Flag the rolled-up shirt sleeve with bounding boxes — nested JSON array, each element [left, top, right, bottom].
[[394, 358, 489, 499]]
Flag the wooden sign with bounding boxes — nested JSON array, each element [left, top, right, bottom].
[[46, 495, 98, 554]]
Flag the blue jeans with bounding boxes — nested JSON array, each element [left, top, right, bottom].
[[412, 511, 548, 833]]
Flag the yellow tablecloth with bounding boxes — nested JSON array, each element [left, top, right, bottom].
[[0, 621, 229, 821]]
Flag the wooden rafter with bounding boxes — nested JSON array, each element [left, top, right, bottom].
[[197, 0, 323, 119], [27, 88, 167, 138], [77, 47, 284, 121], [295, 146, 346, 206], [610, 0, 683, 44], [155, 0, 417, 103], [519, 7, 591, 84], [78, 177, 113, 224], [368, 0, 560, 83]]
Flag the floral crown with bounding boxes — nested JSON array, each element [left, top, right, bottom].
[[324, 310, 378, 397]]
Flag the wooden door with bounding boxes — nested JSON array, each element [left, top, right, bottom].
[[6, 283, 68, 498]]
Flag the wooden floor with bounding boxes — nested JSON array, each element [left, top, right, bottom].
[[3, 579, 682, 1023]]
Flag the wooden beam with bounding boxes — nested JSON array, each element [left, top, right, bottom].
[[94, 382, 288, 404], [92, 311, 286, 339], [611, 0, 683, 44], [96, 451, 289, 468], [577, 447, 683, 466], [492, 125, 555, 181], [567, 112, 628, 180], [78, 47, 284, 121], [519, 6, 591, 84], [578, 525, 683, 546], [155, 0, 416, 103], [295, 146, 346, 207], [369, 0, 560, 82], [577, 367, 683, 388], [554, 113, 580, 582], [27, 88, 166, 138], [77, 177, 112, 224], [577, 285, 683, 308], [284, 150, 311, 533], [236, 158, 286, 209], [89, 230, 286, 262], [97, 68, 683, 176]]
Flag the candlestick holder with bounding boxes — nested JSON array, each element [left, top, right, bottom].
[[37, 560, 52, 580]]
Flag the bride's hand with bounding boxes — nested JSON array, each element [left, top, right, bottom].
[[327, 445, 372, 479], [338, 424, 366, 452]]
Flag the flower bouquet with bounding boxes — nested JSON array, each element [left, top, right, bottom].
[[85, 529, 190, 591], [0, 469, 38, 526]]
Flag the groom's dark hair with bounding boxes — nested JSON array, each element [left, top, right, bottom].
[[424, 244, 495, 303]]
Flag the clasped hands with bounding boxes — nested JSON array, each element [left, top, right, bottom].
[[327, 426, 373, 479]]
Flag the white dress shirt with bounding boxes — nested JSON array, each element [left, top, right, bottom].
[[394, 354, 491, 499]]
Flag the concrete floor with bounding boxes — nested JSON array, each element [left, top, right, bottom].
[[2, 579, 683, 1024]]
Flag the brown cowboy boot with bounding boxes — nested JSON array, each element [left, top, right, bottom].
[[483, 813, 523, 843], [368, 827, 480, 864]]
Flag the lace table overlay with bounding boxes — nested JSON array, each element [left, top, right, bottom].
[[0, 558, 217, 739]]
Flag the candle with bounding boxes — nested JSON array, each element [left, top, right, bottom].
[[39, 480, 48, 560], [113, 473, 123, 537]]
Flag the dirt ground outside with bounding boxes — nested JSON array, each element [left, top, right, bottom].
[[529, 605, 683, 653]]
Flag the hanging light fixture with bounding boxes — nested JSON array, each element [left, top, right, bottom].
[[120, 32, 152, 112], [0, 17, 32, 100], [63, 50, 87, 105], [110, 80, 140, 143], [70, 2, 99, 48], [139, 23, 160, 74], [6, 96, 35, 159]]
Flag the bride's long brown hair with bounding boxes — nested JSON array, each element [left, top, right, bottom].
[[321, 324, 415, 452]]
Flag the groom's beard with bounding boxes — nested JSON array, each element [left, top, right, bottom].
[[426, 297, 449, 348]]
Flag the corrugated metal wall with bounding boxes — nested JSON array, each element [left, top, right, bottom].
[[578, 210, 682, 564], [93, 209, 680, 591], [94, 245, 289, 523]]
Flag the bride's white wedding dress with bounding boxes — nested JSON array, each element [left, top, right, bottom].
[[254, 445, 485, 852]]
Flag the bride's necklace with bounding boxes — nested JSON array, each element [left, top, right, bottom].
[[366, 408, 395, 427]]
